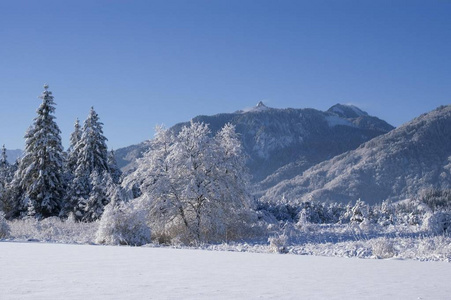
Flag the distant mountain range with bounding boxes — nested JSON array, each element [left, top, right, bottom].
[[8, 102, 449, 205], [115, 102, 394, 195], [4, 149, 22, 164], [262, 105, 451, 205]]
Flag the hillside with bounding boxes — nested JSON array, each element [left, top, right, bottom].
[[262, 105, 451, 205], [115, 103, 393, 192]]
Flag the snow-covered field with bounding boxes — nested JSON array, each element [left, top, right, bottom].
[[1, 242, 450, 300]]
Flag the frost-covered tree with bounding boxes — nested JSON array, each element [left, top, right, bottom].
[[124, 122, 255, 244], [12, 85, 66, 219], [0, 211, 10, 238], [350, 199, 368, 223], [0, 146, 9, 190], [0, 145, 10, 213], [78, 171, 110, 222], [67, 108, 112, 221], [66, 118, 81, 173], [0, 145, 8, 169], [74, 107, 109, 176], [108, 149, 122, 184]]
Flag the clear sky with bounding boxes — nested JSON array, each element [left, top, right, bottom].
[[0, 0, 450, 150]]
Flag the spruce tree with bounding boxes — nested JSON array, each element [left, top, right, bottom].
[[70, 107, 111, 221], [108, 149, 122, 184], [66, 118, 81, 173], [74, 107, 109, 175], [0, 145, 9, 212], [0, 145, 8, 169], [13, 85, 65, 219], [80, 170, 110, 222]]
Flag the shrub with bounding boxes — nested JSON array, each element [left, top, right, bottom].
[[372, 238, 396, 259], [96, 202, 151, 246], [268, 233, 289, 254]]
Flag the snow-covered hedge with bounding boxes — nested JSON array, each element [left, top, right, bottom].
[[96, 202, 151, 246], [8, 216, 97, 243]]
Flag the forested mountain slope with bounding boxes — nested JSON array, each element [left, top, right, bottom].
[[115, 103, 393, 192], [262, 105, 451, 204]]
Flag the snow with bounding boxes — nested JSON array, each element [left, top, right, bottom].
[[348, 104, 367, 117], [330, 104, 367, 117], [325, 115, 356, 128], [1, 241, 450, 299], [240, 101, 271, 113]]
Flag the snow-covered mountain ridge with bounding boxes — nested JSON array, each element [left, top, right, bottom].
[[262, 105, 451, 204], [115, 102, 394, 193]]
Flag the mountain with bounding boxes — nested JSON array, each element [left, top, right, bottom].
[[262, 105, 451, 205], [5, 149, 22, 164], [115, 103, 394, 192]]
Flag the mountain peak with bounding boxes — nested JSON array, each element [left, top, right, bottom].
[[328, 104, 368, 119], [236, 101, 271, 113], [256, 101, 267, 108]]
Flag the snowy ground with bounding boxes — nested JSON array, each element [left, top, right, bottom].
[[1, 241, 450, 300]]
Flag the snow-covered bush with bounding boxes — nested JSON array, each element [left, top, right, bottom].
[[268, 234, 289, 254], [96, 202, 151, 246], [358, 218, 377, 233], [0, 211, 10, 238], [350, 199, 368, 223], [422, 211, 451, 235], [296, 209, 315, 232], [268, 223, 298, 254], [371, 238, 396, 259]]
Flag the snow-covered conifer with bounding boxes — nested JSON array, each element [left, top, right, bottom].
[[0, 145, 8, 169], [69, 119, 81, 153], [74, 107, 109, 176], [0, 211, 10, 238], [66, 118, 81, 173], [350, 199, 368, 223], [0, 145, 10, 212], [79, 171, 109, 222], [108, 149, 122, 184], [68, 108, 112, 220], [13, 85, 65, 219]]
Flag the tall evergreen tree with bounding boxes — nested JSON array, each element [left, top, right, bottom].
[[0, 145, 8, 169], [108, 149, 122, 184], [69, 107, 111, 220], [13, 85, 65, 219], [0, 145, 10, 212], [74, 107, 109, 175], [66, 118, 81, 173], [79, 170, 110, 222]]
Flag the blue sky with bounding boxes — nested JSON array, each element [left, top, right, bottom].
[[0, 0, 450, 150]]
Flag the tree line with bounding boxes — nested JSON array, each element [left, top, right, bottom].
[[0, 85, 122, 221], [0, 85, 256, 245]]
